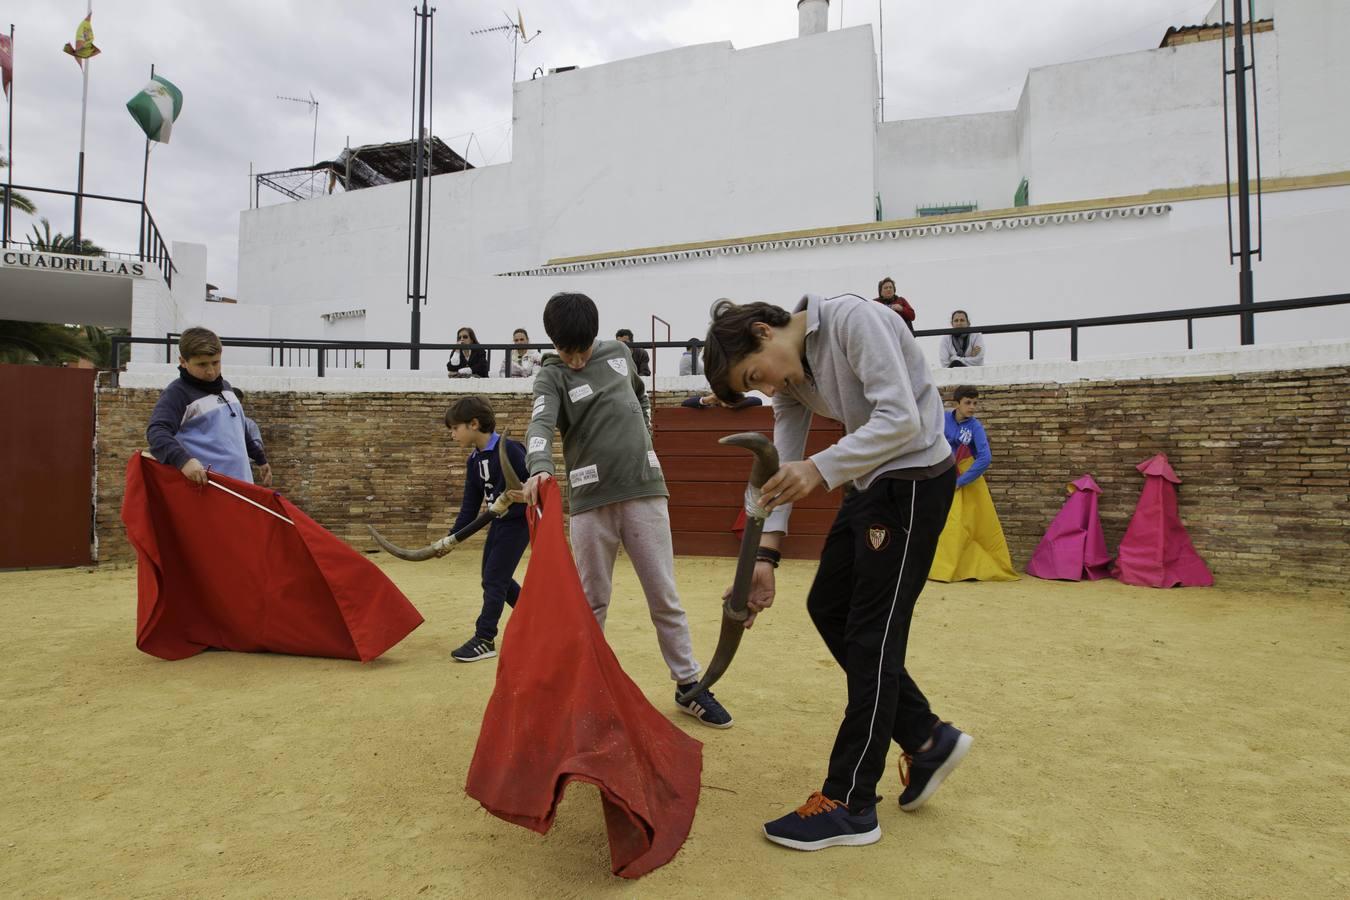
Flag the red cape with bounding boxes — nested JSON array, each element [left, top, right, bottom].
[[121, 453, 423, 661], [1026, 474, 1113, 581], [1111, 454, 1214, 588], [465, 479, 702, 879]]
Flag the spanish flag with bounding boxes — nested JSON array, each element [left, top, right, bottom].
[[62, 13, 100, 68]]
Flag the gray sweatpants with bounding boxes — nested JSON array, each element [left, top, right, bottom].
[[569, 496, 701, 684]]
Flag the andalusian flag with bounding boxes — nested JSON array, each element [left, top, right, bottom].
[[62, 13, 100, 68], [126, 75, 183, 143]]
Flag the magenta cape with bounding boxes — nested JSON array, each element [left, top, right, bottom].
[[1027, 474, 1113, 581], [1111, 454, 1214, 588], [465, 479, 702, 879]]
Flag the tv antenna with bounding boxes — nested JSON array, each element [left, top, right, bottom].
[[470, 8, 541, 84], [277, 91, 320, 167]]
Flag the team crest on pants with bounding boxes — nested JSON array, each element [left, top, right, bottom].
[[867, 525, 890, 551]]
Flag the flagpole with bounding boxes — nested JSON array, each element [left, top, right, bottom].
[[3, 23, 13, 247], [73, 0, 91, 247], [139, 63, 153, 259]]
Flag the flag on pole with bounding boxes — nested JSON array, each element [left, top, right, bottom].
[[126, 74, 183, 143], [0, 33, 13, 99], [62, 13, 100, 68]]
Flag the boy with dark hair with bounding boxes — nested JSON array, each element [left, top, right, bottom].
[[704, 294, 972, 851], [147, 326, 270, 487], [522, 292, 733, 728], [614, 328, 651, 376], [946, 386, 990, 488], [445, 396, 530, 662]]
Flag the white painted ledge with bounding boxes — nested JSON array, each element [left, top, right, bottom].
[[114, 340, 1349, 393]]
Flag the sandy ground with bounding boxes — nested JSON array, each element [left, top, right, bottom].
[[2, 551, 1348, 899]]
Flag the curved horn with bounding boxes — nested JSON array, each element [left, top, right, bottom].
[[677, 431, 780, 705], [366, 524, 451, 562]]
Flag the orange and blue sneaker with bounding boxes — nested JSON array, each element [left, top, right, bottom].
[[763, 792, 881, 851], [898, 721, 973, 811]]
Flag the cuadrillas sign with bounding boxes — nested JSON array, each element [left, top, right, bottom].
[[0, 250, 149, 278]]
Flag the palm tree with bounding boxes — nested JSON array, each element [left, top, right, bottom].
[[0, 153, 36, 218], [0, 320, 97, 365], [27, 217, 105, 256], [82, 325, 130, 369]]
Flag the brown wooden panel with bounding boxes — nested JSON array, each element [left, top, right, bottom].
[[673, 531, 826, 559], [0, 365, 95, 567], [667, 505, 838, 535], [654, 406, 844, 434], [654, 430, 840, 457], [666, 481, 844, 510]]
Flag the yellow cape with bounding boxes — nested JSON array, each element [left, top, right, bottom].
[[929, 457, 1019, 583]]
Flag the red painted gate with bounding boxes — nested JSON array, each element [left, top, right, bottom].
[[0, 365, 95, 567]]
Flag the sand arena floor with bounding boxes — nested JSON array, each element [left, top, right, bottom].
[[2, 552, 1348, 899]]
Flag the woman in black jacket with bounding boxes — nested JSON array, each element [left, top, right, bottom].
[[447, 326, 489, 378]]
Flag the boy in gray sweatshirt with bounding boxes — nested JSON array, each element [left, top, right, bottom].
[[704, 293, 971, 851], [520, 292, 733, 728]]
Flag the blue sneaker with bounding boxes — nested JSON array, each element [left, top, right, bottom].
[[898, 722, 973, 811], [763, 792, 881, 851], [675, 684, 733, 728], [450, 636, 496, 662]]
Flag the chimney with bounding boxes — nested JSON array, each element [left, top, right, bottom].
[[798, 0, 829, 38]]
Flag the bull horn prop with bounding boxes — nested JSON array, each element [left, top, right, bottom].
[[677, 431, 779, 705], [367, 436, 524, 561]]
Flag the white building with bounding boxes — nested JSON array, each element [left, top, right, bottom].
[[14, 0, 1345, 377]]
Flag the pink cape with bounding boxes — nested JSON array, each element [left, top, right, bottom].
[[1111, 454, 1214, 588], [121, 453, 423, 661], [1026, 474, 1113, 581], [465, 478, 702, 879]]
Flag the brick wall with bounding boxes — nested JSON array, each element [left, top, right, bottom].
[[96, 367, 1350, 587]]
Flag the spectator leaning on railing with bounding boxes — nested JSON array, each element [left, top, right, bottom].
[[448, 326, 490, 378], [939, 310, 984, 368], [614, 329, 651, 376], [500, 327, 543, 378]]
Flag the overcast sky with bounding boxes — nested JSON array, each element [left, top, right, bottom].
[[3, 0, 1217, 294]]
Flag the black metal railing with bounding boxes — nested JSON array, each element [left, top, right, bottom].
[[1, 183, 177, 287], [105, 292, 1349, 382]]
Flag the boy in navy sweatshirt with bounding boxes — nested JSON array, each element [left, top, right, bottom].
[[445, 396, 530, 662], [146, 327, 269, 486]]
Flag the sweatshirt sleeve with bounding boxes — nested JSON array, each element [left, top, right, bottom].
[[939, 335, 955, 367], [630, 358, 652, 431], [146, 385, 192, 470], [451, 452, 485, 534], [470, 349, 489, 378], [243, 417, 268, 465], [763, 393, 814, 535], [526, 370, 561, 476], [505, 437, 529, 482], [807, 305, 927, 491], [963, 332, 985, 366], [956, 419, 991, 487]]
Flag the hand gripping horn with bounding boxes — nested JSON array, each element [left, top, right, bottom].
[[677, 432, 779, 705], [367, 437, 524, 561]]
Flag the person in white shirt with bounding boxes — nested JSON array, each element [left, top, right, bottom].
[[500, 328, 542, 378], [938, 310, 984, 368]]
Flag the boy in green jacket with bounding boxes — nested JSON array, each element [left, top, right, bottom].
[[521, 292, 733, 728]]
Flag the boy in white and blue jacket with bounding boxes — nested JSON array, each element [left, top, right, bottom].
[[146, 327, 269, 486]]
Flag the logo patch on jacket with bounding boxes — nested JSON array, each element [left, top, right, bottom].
[[867, 525, 890, 552], [608, 358, 628, 377]]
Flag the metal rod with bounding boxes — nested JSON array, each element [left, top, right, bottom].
[[408, 1, 432, 370], [1187, 318, 1194, 349], [1070, 326, 1078, 361], [1232, 0, 1255, 344], [73, 0, 91, 246], [877, 0, 885, 122], [1247, 0, 1264, 262], [139, 64, 153, 259], [3, 23, 13, 246]]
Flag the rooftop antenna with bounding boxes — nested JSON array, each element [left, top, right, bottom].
[[471, 8, 541, 85], [277, 91, 320, 192]]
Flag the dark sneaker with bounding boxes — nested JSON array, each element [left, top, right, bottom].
[[898, 721, 973, 811], [450, 636, 497, 662], [763, 792, 881, 851], [675, 684, 734, 728]]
